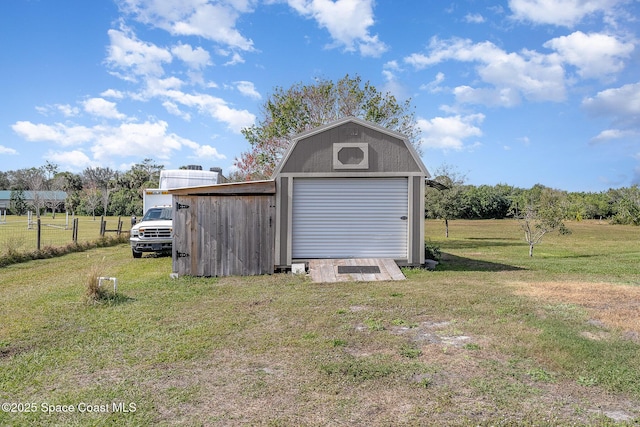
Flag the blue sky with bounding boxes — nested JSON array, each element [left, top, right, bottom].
[[1, 0, 639, 192]]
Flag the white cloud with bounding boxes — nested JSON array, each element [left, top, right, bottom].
[[171, 43, 212, 69], [0, 145, 18, 155], [106, 27, 172, 80], [384, 60, 400, 72], [418, 113, 485, 151], [405, 37, 566, 106], [162, 101, 192, 121], [159, 89, 256, 132], [90, 121, 188, 162], [56, 104, 80, 117], [453, 86, 522, 107], [12, 121, 93, 146], [287, 0, 387, 57], [211, 103, 256, 132], [101, 89, 125, 99], [508, 0, 624, 27], [464, 13, 485, 23], [46, 150, 94, 170], [235, 81, 261, 99], [12, 118, 231, 167], [118, 0, 255, 51], [35, 104, 80, 117], [143, 77, 185, 98], [584, 82, 640, 143], [223, 51, 245, 66], [591, 128, 638, 143], [544, 31, 634, 79], [192, 144, 226, 160], [420, 72, 445, 93], [382, 61, 400, 82], [583, 82, 640, 120], [83, 98, 127, 120]]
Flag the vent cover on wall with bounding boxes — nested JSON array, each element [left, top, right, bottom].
[[333, 142, 369, 170]]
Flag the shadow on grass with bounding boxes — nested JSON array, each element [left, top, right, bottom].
[[440, 240, 523, 250], [142, 252, 172, 259], [437, 252, 525, 272]]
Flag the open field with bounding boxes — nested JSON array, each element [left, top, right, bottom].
[[1, 219, 639, 425], [0, 215, 126, 254]]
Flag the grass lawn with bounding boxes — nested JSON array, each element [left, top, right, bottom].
[[1, 219, 639, 425], [0, 214, 126, 254]]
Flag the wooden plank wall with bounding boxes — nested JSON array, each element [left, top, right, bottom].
[[173, 194, 275, 277]]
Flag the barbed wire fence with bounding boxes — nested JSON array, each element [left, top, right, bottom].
[[0, 211, 127, 257]]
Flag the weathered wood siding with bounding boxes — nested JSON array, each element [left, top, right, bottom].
[[173, 194, 275, 277]]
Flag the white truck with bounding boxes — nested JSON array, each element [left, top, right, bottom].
[[130, 168, 222, 258]]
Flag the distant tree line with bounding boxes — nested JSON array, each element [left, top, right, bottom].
[[0, 159, 163, 217], [425, 180, 640, 226], [1, 159, 639, 226]]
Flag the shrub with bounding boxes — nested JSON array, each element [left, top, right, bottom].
[[424, 241, 441, 261], [0, 235, 128, 268], [85, 264, 108, 304], [83, 262, 123, 306]]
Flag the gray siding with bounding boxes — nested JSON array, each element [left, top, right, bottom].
[[279, 123, 422, 174], [274, 118, 429, 268], [275, 177, 290, 267], [411, 175, 425, 265]]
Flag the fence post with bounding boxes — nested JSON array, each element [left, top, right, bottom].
[[36, 218, 41, 251], [72, 218, 79, 244], [117, 216, 123, 235], [100, 216, 105, 237]]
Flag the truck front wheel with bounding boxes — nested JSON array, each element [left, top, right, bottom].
[[132, 249, 142, 258]]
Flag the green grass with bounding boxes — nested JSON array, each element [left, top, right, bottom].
[[426, 218, 640, 282], [1, 220, 639, 425], [0, 214, 126, 254], [0, 214, 128, 267]]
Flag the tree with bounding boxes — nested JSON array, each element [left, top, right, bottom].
[[80, 185, 102, 220], [425, 164, 466, 237], [9, 189, 27, 215], [609, 185, 640, 225], [44, 174, 66, 219], [23, 167, 47, 217], [0, 171, 10, 190], [234, 74, 420, 180], [56, 171, 83, 215], [462, 184, 513, 219], [108, 159, 163, 216], [83, 167, 116, 215], [516, 187, 571, 257]]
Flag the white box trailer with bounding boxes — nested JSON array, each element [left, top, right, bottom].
[[159, 169, 222, 190], [143, 189, 173, 213], [131, 168, 223, 258]]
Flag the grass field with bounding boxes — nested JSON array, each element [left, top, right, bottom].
[[0, 215, 126, 255], [1, 219, 639, 426]]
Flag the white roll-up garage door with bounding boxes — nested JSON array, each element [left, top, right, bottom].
[[292, 178, 408, 259]]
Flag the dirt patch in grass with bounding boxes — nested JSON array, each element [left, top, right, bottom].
[[510, 281, 640, 336]]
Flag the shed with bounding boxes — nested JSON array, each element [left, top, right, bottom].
[[273, 116, 430, 268], [170, 180, 275, 277], [170, 117, 430, 277]]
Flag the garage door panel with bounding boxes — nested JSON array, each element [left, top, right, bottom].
[[292, 178, 408, 259]]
